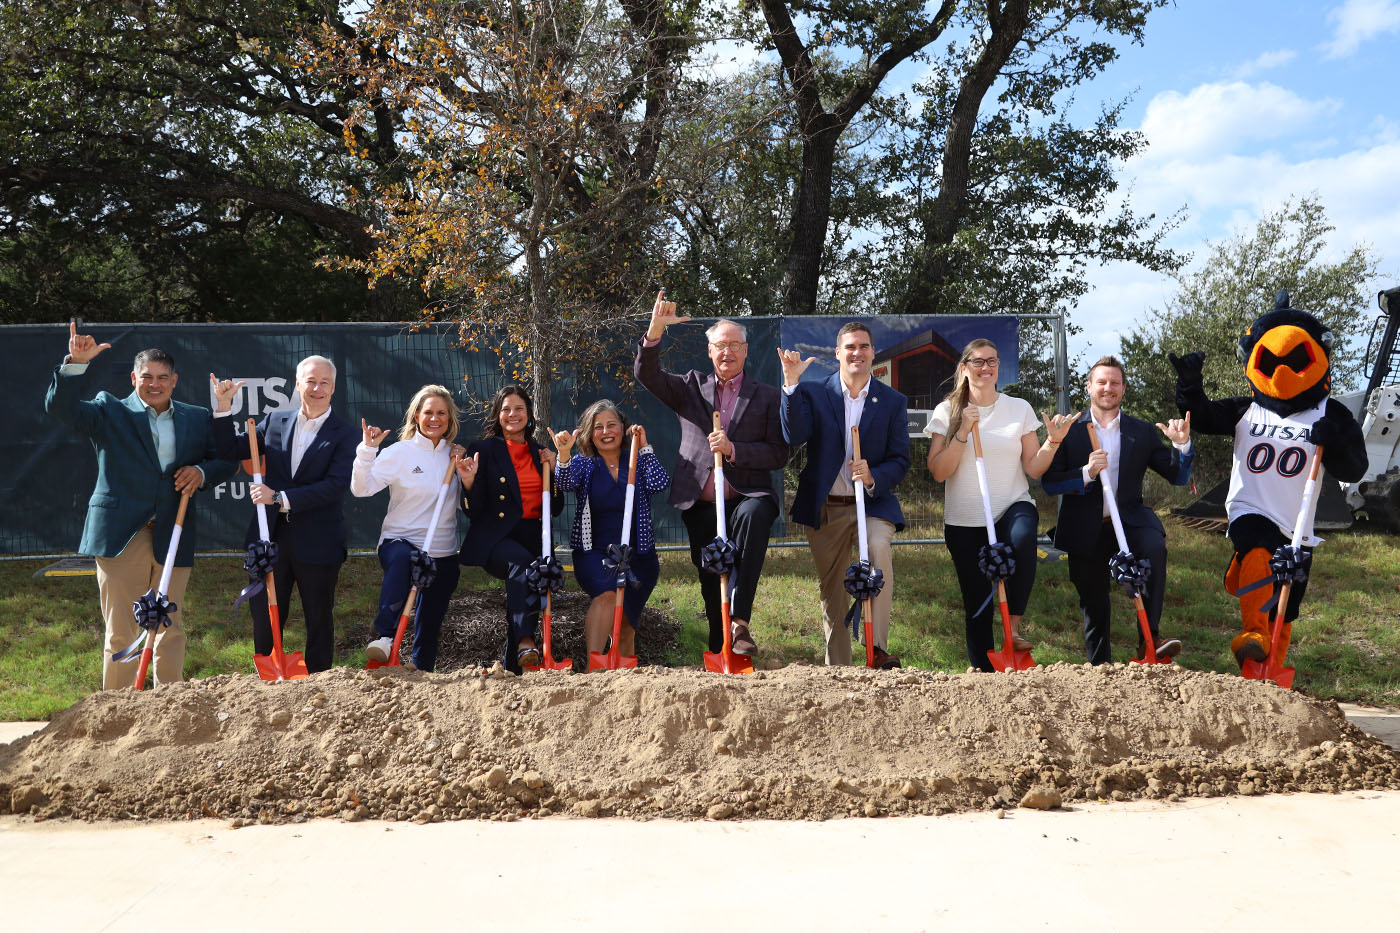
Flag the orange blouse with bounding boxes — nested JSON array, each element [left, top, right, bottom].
[[507, 440, 543, 519]]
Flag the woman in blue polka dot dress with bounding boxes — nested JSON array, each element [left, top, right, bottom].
[[553, 400, 669, 658]]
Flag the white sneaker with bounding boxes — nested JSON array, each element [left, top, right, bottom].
[[366, 636, 393, 662]]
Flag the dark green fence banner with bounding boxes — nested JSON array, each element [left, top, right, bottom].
[[4, 315, 1019, 556], [3, 320, 782, 555]]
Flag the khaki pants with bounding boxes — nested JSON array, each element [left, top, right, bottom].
[[95, 525, 191, 689], [803, 501, 896, 665]]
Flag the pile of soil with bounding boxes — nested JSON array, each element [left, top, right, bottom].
[[428, 590, 681, 671], [5, 658, 1399, 824]]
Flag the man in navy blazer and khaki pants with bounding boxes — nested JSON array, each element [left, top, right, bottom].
[[211, 358, 358, 672], [634, 292, 788, 657], [46, 324, 236, 689], [780, 322, 910, 668]]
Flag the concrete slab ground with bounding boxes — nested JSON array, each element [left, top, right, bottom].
[[4, 705, 1399, 931]]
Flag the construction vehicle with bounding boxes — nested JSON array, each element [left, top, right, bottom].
[[1174, 286, 1400, 531]]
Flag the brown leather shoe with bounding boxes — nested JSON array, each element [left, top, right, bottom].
[[1011, 631, 1033, 652], [730, 622, 757, 656], [871, 647, 902, 669]]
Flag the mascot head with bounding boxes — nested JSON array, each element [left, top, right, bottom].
[[1237, 290, 1334, 415]]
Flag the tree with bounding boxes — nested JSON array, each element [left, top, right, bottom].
[[740, 0, 1174, 317], [316, 0, 732, 429], [1121, 195, 1380, 482], [0, 0, 406, 322]]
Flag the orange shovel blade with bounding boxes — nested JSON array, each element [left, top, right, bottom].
[[703, 649, 754, 675], [1239, 657, 1266, 680], [1260, 657, 1296, 689], [987, 594, 1035, 671], [987, 645, 1036, 672], [587, 648, 638, 671], [255, 650, 309, 681]]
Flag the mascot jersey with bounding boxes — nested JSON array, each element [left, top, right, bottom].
[[1227, 399, 1326, 546]]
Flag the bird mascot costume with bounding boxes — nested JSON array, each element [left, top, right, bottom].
[[1172, 290, 1367, 669]]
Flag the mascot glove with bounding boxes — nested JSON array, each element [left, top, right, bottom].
[[1168, 351, 1206, 382], [1307, 415, 1345, 450]]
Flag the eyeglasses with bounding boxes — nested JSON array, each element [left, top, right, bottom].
[[710, 341, 746, 352], [965, 357, 999, 369]]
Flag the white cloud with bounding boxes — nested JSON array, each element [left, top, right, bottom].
[[1231, 48, 1297, 79], [1323, 0, 1400, 59], [1138, 82, 1338, 160]]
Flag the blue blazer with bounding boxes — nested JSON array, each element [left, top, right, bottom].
[[458, 436, 565, 567], [780, 373, 910, 530], [45, 367, 236, 566], [215, 409, 358, 564], [1041, 412, 1194, 554]]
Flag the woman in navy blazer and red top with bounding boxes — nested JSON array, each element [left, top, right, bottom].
[[457, 386, 563, 674]]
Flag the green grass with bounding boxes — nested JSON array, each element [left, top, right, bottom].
[[3, 520, 1398, 719]]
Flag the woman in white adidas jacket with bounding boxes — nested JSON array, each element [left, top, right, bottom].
[[352, 384, 472, 671]]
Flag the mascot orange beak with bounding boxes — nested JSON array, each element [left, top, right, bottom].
[[1244, 324, 1329, 400]]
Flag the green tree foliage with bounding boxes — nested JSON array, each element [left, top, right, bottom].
[[315, 0, 733, 428], [0, 0, 404, 322], [723, 0, 1179, 324], [1121, 196, 1380, 482]]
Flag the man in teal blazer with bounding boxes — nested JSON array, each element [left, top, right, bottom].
[[45, 324, 235, 689]]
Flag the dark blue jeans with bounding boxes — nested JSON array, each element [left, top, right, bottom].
[[374, 538, 461, 672], [483, 519, 544, 674], [944, 500, 1039, 672]]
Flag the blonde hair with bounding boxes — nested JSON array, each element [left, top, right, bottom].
[[941, 338, 997, 443], [399, 385, 460, 443], [575, 399, 629, 458]]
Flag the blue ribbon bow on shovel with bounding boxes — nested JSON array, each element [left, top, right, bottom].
[[842, 559, 885, 644], [1229, 544, 1312, 614], [604, 542, 639, 590], [231, 539, 279, 612], [1109, 550, 1153, 597], [521, 554, 566, 612], [699, 536, 737, 577], [973, 541, 1016, 617], [113, 589, 177, 662], [409, 547, 438, 591]]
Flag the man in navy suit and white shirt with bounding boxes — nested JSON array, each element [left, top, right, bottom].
[[779, 322, 910, 667], [1041, 356, 1193, 664], [211, 357, 358, 672]]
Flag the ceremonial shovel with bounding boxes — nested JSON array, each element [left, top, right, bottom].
[[246, 422, 308, 681], [365, 457, 457, 670], [703, 411, 754, 675], [1240, 444, 1323, 690], [521, 458, 572, 671], [589, 435, 641, 672], [971, 422, 1035, 672], [119, 491, 191, 690]]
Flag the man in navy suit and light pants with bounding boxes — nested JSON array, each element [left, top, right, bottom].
[[212, 358, 358, 672], [46, 325, 236, 689], [780, 322, 910, 668]]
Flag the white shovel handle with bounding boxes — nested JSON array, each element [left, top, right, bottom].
[[852, 426, 870, 562], [969, 423, 999, 547], [713, 412, 729, 541], [1086, 424, 1131, 554], [420, 459, 457, 552]]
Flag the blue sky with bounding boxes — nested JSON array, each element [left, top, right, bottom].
[[1062, 0, 1400, 367]]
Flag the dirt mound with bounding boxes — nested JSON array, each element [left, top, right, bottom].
[[5, 661, 1399, 824], [429, 590, 681, 671]]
